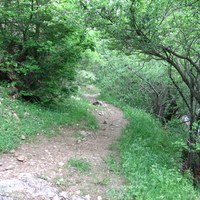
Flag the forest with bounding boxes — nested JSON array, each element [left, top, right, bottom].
[[0, 0, 200, 199]]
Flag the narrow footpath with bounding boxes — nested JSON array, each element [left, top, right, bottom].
[[0, 93, 128, 200]]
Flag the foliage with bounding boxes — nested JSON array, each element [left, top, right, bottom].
[[78, 0, 200, 116], [0, 88, 97, 153], [78, 0, 200, 176], [0, 0, 94, 102], [76, 70, 96, 86], [80, 46, 182, 123]]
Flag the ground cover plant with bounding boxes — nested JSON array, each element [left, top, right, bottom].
[[0, 88, 98, 153], [98, 94, 199, 199]]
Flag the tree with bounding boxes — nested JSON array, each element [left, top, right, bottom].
[[0, 0, 94, 102], [78, 0, 200, 179]]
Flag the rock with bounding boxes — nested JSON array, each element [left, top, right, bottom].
[[5, 165, 15, 171], [80, 131, 87, 137], [98, 111, 105, 116], [93, 100, 103, 106], [17, 155, 27, 162], [0, 178, 61, 199], [97, 196, 102, 200], [85, 194, 91, 200], [58, 162, 65, 166], [76, 139, 82, 144], [9, 150, 15, 154], [0, 192, 13, 200], [0, 163, 3, 166], [17, 173, 32, 179], [21, 135, 26, 140], [12, 112, 20, 121], [76, 190, 81, 194], [103, 120, 107, 124], [71, 195, 87, 200], [60, 191, 69, 199]]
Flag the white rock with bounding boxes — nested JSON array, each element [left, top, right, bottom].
[[17, 155, 27, 162], [58, 162, 65, 166], [97, 196, 102, 200], [17, 173, 32, 178], [21, 135, 26, 140], [85, 194, 91, 200], [9, 150, 15, 154], [5, 165, 15, 170], [71, 195, 86, 200], [60, 191, 69, 198], [80, 131, 87, 136]]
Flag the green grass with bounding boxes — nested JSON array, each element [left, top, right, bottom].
[[0, 88, 98, 153], [98, 94, 199, 200], [67, 158, 91, 173]]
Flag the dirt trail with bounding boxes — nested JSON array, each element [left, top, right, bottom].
[[0, 93, 128, 199]]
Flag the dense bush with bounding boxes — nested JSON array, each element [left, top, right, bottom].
[[0, 0, 94, 102]]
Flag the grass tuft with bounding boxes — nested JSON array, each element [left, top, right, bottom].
[[67, 158, 91, 173]]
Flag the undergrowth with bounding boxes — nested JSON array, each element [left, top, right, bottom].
[[0, 88, 97, 153], [99, 94, 199, 200]]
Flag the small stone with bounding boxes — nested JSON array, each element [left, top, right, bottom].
[[17, 155, 27, 162], [5, 165, 15, 170], [58, 162, 65, 166], [21, 135, 26, 140], [13, 113, 20, 121], [10, 150, 15, 154], [60, 191, 69, 198], [52, 196, 60, 200], [76, 140, 82, 144], [85, 194, 91, 200], [71, 195, 85, 200], [0, 162, 3, 166], [97, 196, 102, 200], [93, 100, 103, 106], [18, 173, 32, 178], [80, 131, 87, 136], [76, 190, 81, 194]]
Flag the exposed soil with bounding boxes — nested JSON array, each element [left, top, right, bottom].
[[0, 92, 128, 199]]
